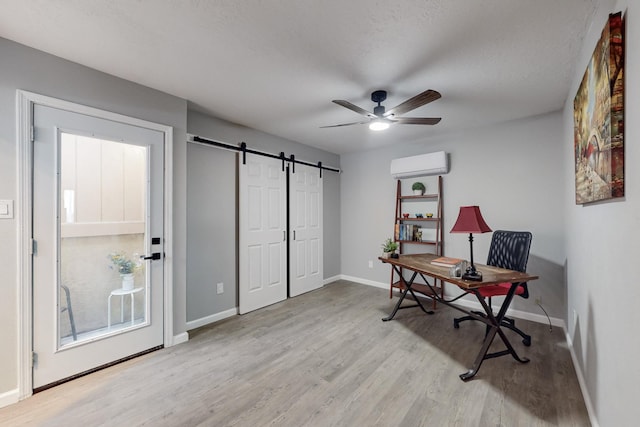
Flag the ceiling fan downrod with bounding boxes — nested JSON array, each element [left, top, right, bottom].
[[371, 90, 387, 116]]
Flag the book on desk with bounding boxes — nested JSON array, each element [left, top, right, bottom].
[[430, 256, 464, 267]]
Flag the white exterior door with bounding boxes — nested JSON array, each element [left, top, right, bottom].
[[238, 154, 287, 314], [32, 104, 165, 389], [289, 164, 323, 297]]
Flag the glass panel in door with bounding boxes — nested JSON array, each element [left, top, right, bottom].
[[58, 132, 149, 348]]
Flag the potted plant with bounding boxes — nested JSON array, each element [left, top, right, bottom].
[[412, 182, 426, 195], [108, 251, 141, 290], [381, 238, 399, 259]]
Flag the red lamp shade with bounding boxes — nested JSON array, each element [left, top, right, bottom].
[[450, 206, 492, 234]]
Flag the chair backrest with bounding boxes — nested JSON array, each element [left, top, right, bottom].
[[486, 230, 533, 298]]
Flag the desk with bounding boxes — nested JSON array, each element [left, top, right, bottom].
[[379, 253, 538, 381], [107, 287, 144, 329]]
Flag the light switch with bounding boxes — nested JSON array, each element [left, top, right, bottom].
[[0, 200, 14, 219]]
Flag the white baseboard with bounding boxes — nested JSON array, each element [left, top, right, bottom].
[[565, 328, 599, 427], [171, 332, 189, 346], [0, 388, 19, 409], [186, 308, 238, 331], [339, 274, 563, 327], [339, 274, 389, 290], [450, 298, 564, 327], [323, 275, 342, 285]]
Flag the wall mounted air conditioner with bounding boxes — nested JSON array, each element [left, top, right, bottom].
[[390, 151, 449, 179]]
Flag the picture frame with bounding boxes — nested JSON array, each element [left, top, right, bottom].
[[573, 12, 624, 204]]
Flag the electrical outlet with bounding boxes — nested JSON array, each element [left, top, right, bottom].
[[368, 260, 373, 268], [216, 282, 224, 294], [535, 296, 542, 305]]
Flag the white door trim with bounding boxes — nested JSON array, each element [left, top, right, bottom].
[[16, 90, 174, 400]]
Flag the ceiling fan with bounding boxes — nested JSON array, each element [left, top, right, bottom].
[[321, 89, 441, 130]]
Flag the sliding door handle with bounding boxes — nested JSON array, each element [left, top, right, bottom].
[[141, 252, 162, 261]]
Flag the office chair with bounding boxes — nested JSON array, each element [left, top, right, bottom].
[[60, 284, 77, 341], [453, 230, 533, 346]]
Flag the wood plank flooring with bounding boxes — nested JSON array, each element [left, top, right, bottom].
[[0, 280, 590, 426]]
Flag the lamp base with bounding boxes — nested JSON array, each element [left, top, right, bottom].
[[462, 266, 483, 281], [462, 272, 483, 281]]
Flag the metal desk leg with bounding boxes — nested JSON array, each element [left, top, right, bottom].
[[382, 267, 434, 321], [459, 285, 529, 381]]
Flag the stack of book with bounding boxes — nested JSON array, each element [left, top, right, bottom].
[[430, 256, 464, 267], [395, 223, 422, 241]]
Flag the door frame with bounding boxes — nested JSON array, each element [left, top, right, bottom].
[[16, 90, 174, 399]]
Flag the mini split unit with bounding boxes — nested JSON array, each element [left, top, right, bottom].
[[390, 151, 449, 179]]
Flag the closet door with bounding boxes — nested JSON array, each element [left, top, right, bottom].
[[289, 164, 323, 297], [238, 154, 287, 314]]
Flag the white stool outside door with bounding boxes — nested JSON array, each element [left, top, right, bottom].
[[108, 287, 144, 329]]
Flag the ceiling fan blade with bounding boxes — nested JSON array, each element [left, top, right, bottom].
[[392, 117, 442, 125], [332, 100, 377, 118], [384, 89, 441, 117], [320, 120, 370, 128]]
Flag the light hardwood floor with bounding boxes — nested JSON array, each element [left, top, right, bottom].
[[0, 280, 590, 426]]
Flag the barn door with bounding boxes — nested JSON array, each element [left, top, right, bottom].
[[289, 164, 323, 296], [238, 154, 287, 314]]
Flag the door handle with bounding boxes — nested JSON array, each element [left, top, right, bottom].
[[293, 230, 296, 240], [141, 252, 162, 260]]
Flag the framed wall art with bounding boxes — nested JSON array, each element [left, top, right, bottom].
[[573, 12, 624, 204]]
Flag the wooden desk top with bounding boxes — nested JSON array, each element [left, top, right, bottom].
[[379, 253, 538, 290]]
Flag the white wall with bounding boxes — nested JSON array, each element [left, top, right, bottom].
[[563, 1, 638, 425], [340, 111, 566, 318], [0, 37, 188, 401]]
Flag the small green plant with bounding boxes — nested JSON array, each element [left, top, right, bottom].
[[381, 237, 399, 253], [411, 182, 426, 192], [108, 251, 141, 274]]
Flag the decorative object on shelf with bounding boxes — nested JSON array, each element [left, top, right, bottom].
[[402, 213, 410, 218], [381, 237, 399, 259], [450, 206, 492, 281], [415, 213, 424, 218], [426, 213, 433, 218], [412, 182, 426, 195], [573, 11, 624, 204], [108, 251, 142, 290], [419, 227, 435, 242]]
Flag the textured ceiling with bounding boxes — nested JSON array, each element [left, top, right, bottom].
[[0, 0, 596, 154]]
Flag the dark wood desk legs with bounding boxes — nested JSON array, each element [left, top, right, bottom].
[[382, 268, 434, 321], [459, 285, 530, 381], [381, 266, 529, 380]]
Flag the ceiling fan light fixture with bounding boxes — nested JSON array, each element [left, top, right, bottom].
[[369, 120, 390, 131], [323, 89, 441, 130]]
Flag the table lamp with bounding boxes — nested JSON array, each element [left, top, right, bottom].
[[450, 206, 492, 281]]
